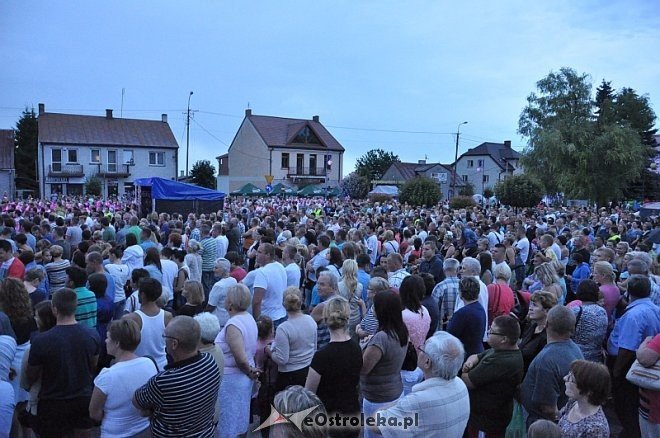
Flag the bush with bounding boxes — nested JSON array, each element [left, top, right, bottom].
[[483, 187, 494, 199], [85, 175, 102, 196], [341, 172, 370, 199], [369, 194, 392, 204], [459, 182, 475, 196], [399, 176, 442, 207], [494, 174, 544, 208], [450, 195, 476, 209]]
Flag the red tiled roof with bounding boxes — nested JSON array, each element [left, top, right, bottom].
[[38, 113, 179, 149], [0, 130, 14, 169], [247, 115, 345, 152]]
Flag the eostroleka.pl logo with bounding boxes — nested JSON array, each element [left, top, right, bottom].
[[253, 404, 321, 432]]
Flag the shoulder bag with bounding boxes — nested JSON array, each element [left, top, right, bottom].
[[626, 359, 660, 391]]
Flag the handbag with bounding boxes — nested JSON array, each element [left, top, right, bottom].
[[626, 359, 660, 391], [505, 400, 526, 438], [401, 341, 418, 371]]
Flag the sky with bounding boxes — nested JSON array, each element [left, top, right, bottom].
[[2, 0, 659, 178]]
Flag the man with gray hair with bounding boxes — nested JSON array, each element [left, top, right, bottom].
[[433, 258, 460, 330], [206, 258, 238, 328], [520, 305, 583, 428], [455, 257, 489, 341], [376, 331, 469, 437], [133, 316, 221, 437]]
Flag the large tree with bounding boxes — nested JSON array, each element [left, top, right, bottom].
[[494, 174, 544, 208], [340, 172, 370, 199], [399, 176, 441, 207], [355, 149, 399, 181], [14, 108, 39, 194], [519, 67, 647, 205], [190, 159, 217, 189]]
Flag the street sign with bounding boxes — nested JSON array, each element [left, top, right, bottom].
[[265, 184, 273, 194], [265, 175, 274, 184]]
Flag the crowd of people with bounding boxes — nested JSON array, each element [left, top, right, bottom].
[[0, 194, 659, 437]]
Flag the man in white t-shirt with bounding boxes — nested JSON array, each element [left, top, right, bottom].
[[213, 223, 228, 259], [252, 243, 287, 327], [365, 224, 379, 266], [160, 249, 179, 306], [105, 247, 130, 319], [206, 258, 237, 328], [282, 245, 301, 288]]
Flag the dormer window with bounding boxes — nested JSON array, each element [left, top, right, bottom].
[[292, 126, 321, 145]]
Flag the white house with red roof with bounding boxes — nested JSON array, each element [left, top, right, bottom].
[[217, 109, 345, 193]]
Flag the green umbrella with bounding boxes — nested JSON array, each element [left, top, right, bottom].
[[327, 186, 343, 198], [297, 184, 326, 197], [270, 183, 296, 196], [231, 183, 267, 197]]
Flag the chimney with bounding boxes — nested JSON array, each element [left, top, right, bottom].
[[418, 159, 426, 165], [38, 103, 45, 115], [161, 114, 168, 123], [245, 109, 252, 117], [106, 109, 113, 119], [312, 115, 320, 122], [504, 140, 511, 148]]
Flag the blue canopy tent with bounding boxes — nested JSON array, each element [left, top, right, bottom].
[[134, 177, 226, 216]]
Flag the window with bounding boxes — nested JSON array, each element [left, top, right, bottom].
[[467, 160, 474, 168], [51, 149, 62, 172], [123, 150, 134, 165], [462, 175, 468, 182], [90, 149, 100, 163], [478, 159, 484, 168], [483, 174, 489, 183], [149, 152, 165, 166], [431, 172, 447, 183], [309, 154, 317, 175], [292, 126, 321, 145], [281, 153, 289, 169], [108, 150, 117, 172], [67, 149, 78, 163]]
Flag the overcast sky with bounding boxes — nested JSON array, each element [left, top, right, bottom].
[[2, 1, 658, 178]]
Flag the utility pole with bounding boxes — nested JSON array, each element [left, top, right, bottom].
[[452, 121, 468, 198], [186, 91, 194, 176]]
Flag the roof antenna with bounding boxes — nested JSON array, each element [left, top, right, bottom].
[[247, 101, 250, 109], [120, 88, 125, 118]]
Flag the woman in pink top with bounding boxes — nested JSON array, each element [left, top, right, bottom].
[[593, 261, 619, 325], [215, 284, 258, 438], [399, 275, 431, 395]]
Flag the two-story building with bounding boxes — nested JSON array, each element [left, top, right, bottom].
[[379, 160, 464, 200], [37, 104, 179, 199], [217, 110, 344, 193], [455, 140, 523, 194]]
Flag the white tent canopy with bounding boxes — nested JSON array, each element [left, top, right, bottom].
[[369, 185, 399, 197]]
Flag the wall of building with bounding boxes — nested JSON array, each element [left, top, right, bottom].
[[455, 156, 503, 194]]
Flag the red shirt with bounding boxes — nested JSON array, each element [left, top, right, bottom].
[[7, 258, 25, 280], [486, 282, 515, 323]]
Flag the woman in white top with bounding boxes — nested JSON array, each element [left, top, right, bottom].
[[215, 284, 259, 438], [337, 259, 366, 339], [89, 319, 159, 438], [184, 239, 202, 283]]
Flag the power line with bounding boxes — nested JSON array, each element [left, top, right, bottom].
[[191, 118, 229, 147]]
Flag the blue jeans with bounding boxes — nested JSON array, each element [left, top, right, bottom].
[[113, 300, 126, 321], [201, 271, 215, 304]]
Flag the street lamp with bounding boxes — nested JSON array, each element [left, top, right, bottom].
[[452, 121, 468, 198], [186, 91, 194, 176]]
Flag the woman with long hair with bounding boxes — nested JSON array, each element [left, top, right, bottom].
[[143, 246, 163, 283], [478, 252, 494, 285], [534, 262, 563, 303], [337, 259, 365, 338], [398, 275, 431, 395], [360, 290, 408, 438], [592, 261, 619, 326], [325, 247, 343, 279], [177, 280, 205, 317]]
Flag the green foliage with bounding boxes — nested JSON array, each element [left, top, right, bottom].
[[190, 160, 217, 189], [458, 182, 475, 196], [340, 172, 370, 199], [519, 67, 650, 205], [494, 174, 544, 208], [369, 194, 392, 204], [84, 175, 102, 196], [14, 108, 39, 194], [483, 187, 494, 199], [450, 196, 476, 209], [399, 176, 441, 207], [355, 149, 399, 181]]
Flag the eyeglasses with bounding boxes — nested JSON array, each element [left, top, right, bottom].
[[487, 328, 506, 336], [162, 334, 178, 342]]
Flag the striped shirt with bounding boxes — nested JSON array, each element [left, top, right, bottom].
[[134, 352, 220, 438], [74, 286, 97, 328], [433, 276, 460, 329], [45, 259, 71, 294], [200, 237, 217, 272]]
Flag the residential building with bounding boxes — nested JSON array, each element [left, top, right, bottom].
[[0, 130, 15, 200], [217, 110, 344, 193], [454, 140, 523, 194], [37, 104, 179, 198], [378, 160, 464, 200]]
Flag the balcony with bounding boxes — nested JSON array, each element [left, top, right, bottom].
[[287, 166, 327, 178], [49, 164, 84, 177]]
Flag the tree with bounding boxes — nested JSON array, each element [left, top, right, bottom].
[[594, 79, 616, 128], [519, 67, 647, 205], [190, 160, 216, 189], [449, 196, 476, 209], [84, 175, 102, 196], [355, 149, 399, 181], [458, 182, 474, 196], [14, 108, 39, 194], [399, 176, 441, 207], [494, 174, 544, 208], [340, 172, 370, 199]]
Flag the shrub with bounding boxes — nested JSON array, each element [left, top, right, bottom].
[[85, 175, 102, 196], [459, 182, 475, 196], [369, 193, 392, 204], [450, 195, 476, 209], [399, 176, 442, 207], [494, 174, 544, 208]]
